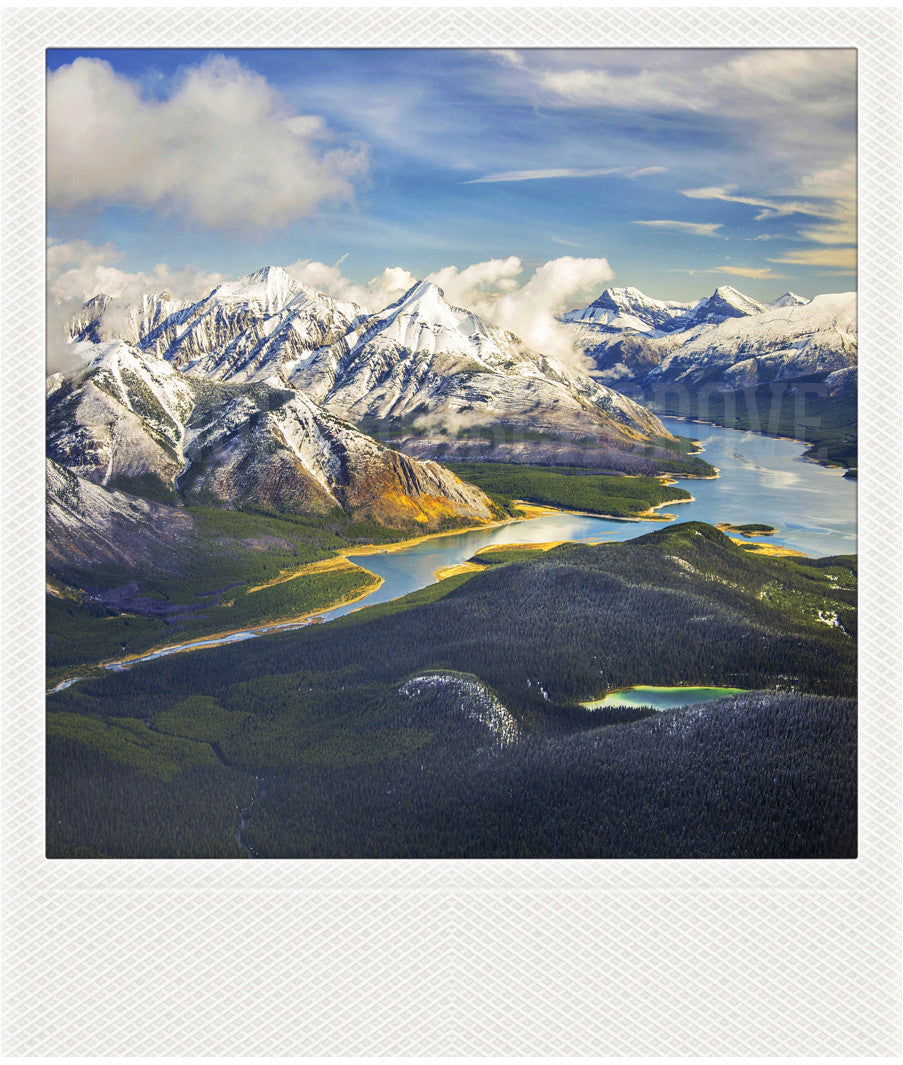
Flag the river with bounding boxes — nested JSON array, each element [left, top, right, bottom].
[[47, 418, 856, 684]]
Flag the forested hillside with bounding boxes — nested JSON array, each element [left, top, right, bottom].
[[46, 523, 856, 859]]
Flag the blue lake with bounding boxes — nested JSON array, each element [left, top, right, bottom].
[[46, 417, 855, 682]]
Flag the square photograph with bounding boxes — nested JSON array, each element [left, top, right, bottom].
[[45, 47, 857, 859]]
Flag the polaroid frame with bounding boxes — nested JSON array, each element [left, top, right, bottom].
[[2, 6, 900, 1056]]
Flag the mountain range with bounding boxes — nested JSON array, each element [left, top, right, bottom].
[[562, 283, 857, 392], [67, 266, 679, 471], [51, 267, 858, 569]]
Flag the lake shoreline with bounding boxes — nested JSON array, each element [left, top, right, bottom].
[[47, 569, 386, 690]]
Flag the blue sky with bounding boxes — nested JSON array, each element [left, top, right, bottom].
[[46, 47, 856, 311]]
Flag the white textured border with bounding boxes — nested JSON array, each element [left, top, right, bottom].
[[2, 7, 901, 1057]]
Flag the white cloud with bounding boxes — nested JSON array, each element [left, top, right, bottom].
[[470, 256, 615, 367], [47, 239, 224, 304], [487, 49, 526, 69], [284, 259, 417, 311], [47, 56, 368, 230], [291, 254, 615, 367], [538, 49, 855, 129], [634, 220, 723, 238], [426, 258, 523, 306]]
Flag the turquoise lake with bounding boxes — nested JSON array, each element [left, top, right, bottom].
[[582, 685, 748, 712]]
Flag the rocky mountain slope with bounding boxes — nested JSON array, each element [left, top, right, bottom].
[[47, 340, 496, 529], [46, 456, 196, 574]]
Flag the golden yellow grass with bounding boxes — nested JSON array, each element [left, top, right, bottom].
[[731, 538, 804, 558], [433, 562, 486, 581]]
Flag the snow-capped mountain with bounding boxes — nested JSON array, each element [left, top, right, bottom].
[[564, 284, 856, 391], [71, 266, 366, 386], [563, 285, 766, 338], [769, 292, 810, 309], [644, 292, 857, 390], [285, 280, 669, 462], [47, 340, 496, 529], [66, 270, 678, 470]]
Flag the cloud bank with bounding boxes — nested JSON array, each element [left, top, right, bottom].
[[47, 57, 368, 230], [287, 254, 614, 366]]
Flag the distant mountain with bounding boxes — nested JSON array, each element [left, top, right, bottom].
[[564, 284, 856, 391], [562, 284, 766, 338], [66, 269, 696, 473], [769, 292, 810, 309], [643, 292, 857, 390], [47, 340, 496, 529]]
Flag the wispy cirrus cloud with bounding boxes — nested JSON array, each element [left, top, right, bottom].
[[768, 247, 856, 270], [634, 220, 723, 238], [678, 265, 787, 280], [465, 167, 621, 184], [680, 186, 827, 222], [684, 158, 856, 269], [465, 165, 664, 184], [718, 266, 787, 280]]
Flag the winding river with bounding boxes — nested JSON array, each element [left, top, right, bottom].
[[48, 418, 856, 684]]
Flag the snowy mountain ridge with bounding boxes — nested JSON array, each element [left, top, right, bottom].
[[562, 283, 856, 391], [47, 340, 497, 528], [65, 268, 678, 471]]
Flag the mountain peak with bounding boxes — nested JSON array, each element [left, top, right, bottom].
[[395, 279, 448, 308], [770, 292, 810, 308], [696, 286, 765, 320], [377, 280, 470, 333], [205, 265, 303, 313]]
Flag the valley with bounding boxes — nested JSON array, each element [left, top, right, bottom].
[[46, 521, 856, 859], [45, 268, 858, 860]]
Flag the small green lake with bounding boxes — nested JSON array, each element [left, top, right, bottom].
[[583, 685, 747, 712]]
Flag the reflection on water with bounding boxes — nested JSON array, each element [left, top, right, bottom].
[[657, 418, 856, 558]]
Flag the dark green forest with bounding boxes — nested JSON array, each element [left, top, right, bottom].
[[445, 462, 693, 517], [46, 522, 856, 859]]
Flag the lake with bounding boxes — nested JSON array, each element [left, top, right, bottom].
[[582, 685, 748, 712], [319, 418, 856, 622], [51, 417, 853, 681]]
